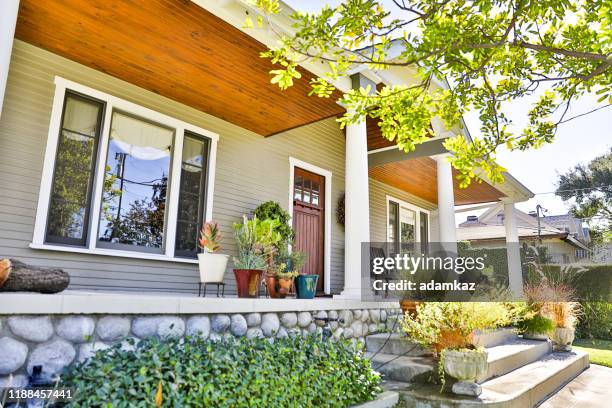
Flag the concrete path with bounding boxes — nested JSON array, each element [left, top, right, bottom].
[[539, 365, 612, 408]]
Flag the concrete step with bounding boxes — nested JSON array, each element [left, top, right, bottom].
[[365, 333, 430, 356], [473, 328, 519, 348], [366, 352, 434, 383], [384, 350, 589, 407], [479, 338, 552, 383]]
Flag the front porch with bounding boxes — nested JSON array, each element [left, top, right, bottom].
[[0, 0, 532, 299]]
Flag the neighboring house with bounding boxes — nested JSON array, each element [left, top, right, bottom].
[[0, 0, 533, 297], [457, 207, 590, 264]]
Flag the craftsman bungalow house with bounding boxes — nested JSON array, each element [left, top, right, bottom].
[[0, 0, 533, 298]]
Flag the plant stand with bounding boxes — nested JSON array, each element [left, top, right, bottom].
[[198, 282, 225, 297]]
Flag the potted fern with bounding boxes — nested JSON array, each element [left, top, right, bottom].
[[197, 221, 229, 284]]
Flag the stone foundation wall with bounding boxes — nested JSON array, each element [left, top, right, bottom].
[[0, 307, 402, 386]]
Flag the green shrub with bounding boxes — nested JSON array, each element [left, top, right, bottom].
[[577, 301, 612, 340], [518, 314, 555, 335], [253, 201, 294, 245], [60, 336, 381, 407]]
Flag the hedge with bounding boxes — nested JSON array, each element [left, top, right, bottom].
[[60, 336, 382, 407]]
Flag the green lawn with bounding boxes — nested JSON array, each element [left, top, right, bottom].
[[574, 338, 612, 368]]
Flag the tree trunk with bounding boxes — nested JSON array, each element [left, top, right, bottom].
[[0, 259, 70, 293]]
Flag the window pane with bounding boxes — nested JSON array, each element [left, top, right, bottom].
[[303, 179, 311, 203], [46, 94, 103, 245], [97, 112, 173, 252], [294, 175, 303, 201], [388, 201, 398, 242], [420, 211, 429, 245], [175, 133, 209, 258]]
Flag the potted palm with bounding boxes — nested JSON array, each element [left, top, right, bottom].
[[197, 221, 229, 284], [233, 215, 281, 298]]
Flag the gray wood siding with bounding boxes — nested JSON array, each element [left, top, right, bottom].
[[0, 41, 436, 295]]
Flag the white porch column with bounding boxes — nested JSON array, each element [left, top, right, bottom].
[[503, 203, 524, 297], [434, 154, 457, 243], [337, 112, 370, 299], [0, 0, 19, 118]]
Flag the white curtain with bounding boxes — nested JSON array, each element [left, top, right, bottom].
[[110, 112, 173, 160], [63, 96, 100, 137]]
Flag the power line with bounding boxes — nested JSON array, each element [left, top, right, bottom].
[[531, 185, 612, 196]]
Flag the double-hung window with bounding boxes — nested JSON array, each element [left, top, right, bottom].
[[32, 78, 218, 262], [386, 196, 430, 255]]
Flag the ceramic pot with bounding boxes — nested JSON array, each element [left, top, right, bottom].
[[265, 274, 280, 298], [197, 252, 229, 283], [278, 277, 294, 298], [443, 349, 488, 383], [233, 269, 263, 298], [295, 274, 318, 299], [552, 327, 575, 351]]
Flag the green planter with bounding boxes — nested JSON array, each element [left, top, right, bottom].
[[295, 274, 319, 299]]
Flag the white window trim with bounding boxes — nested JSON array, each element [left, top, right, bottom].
[[288, 157, 332, 295], [385, 195, 431, 244], [31, 76, 219, 264]]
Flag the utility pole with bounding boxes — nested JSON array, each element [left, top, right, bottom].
[[535, 204, 547, 244], [112, 152, 127, 238]]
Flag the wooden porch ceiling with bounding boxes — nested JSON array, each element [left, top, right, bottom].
[[15, 0, 345, 137], [369, 157, 506, 206]]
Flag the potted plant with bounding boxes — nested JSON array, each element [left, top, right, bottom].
[[546, 301, 581, 351], [197, 221, 229, 284], [520, 283, 555, 340], [519, 314, 555, 341], [233, 215, 281, 298], [295, 273, 318, 299], [401, 303, 508, 396], [276, 248, 306, 298]]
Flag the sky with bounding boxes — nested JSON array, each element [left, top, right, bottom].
[[285, 0, 611, 225]]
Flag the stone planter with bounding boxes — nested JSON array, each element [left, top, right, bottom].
[[523, 331, 549, 341], [552, 327, 575, 351], [443, 349, 488, 396], [197, 252, 229, 283]]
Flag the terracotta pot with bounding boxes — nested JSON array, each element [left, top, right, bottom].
[[552, 327, 575, 351], [265, 274, 280, 298], [443, 349, 488, 382], [233, 269, 263, 298], [400, 300, 420, 317], [278, 277, 294, 298]]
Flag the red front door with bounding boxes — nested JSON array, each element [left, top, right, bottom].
[[292, 167, 325, 292]]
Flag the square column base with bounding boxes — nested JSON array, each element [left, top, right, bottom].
[[333, 289, 362, 300]]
